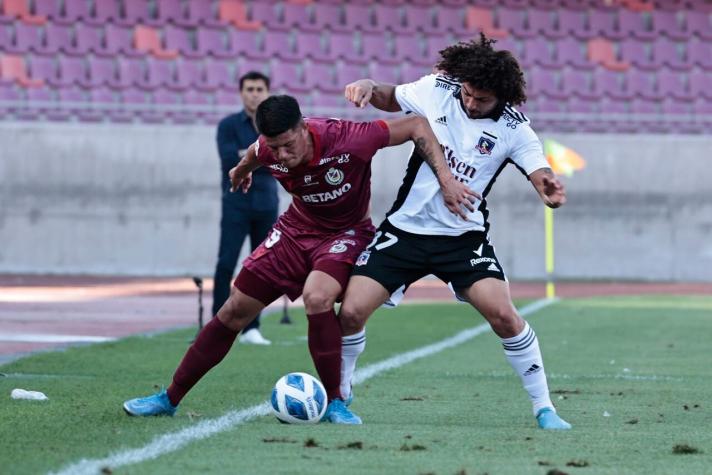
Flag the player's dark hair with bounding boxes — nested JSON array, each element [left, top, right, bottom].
[[239, 71, 270, 91], [255, 95, 303, 137], [435, 33, 527, 106]]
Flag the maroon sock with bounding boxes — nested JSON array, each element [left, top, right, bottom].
[[166, 317, 238, 406], [307, 310, 343, 401]]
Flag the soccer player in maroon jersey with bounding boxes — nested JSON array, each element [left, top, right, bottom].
[[123, 95, 478, 424]]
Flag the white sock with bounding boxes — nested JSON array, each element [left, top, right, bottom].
[[501, 322, 554, 416], [340, 329, 366, 401]]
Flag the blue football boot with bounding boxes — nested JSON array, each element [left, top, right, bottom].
[[123, 389, 177, 417], [322, 399, 362, 425], [536, 408, 572, 430]]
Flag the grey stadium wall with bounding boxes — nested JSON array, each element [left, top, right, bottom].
[[0, 122, 710, 282]]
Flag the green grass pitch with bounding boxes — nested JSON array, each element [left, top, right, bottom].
[[1, 295, 711, 474]]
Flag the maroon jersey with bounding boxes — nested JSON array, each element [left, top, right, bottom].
[[255, 118, 390, 232]]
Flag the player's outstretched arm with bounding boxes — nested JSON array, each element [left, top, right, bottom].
[[345, 79, 402, 112], [529, 167, 567, 208], [229, 143, 262, 193], [384, 116, 480, 220]]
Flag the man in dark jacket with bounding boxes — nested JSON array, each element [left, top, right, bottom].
[[213, 71, 278, 345]]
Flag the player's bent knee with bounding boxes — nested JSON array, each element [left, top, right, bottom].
[[338, 303, 368, 334], [302, 290, 337, 314], [487, 308, 523, 338]]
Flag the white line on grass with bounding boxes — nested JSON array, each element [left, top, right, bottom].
[[0, 333, 116, 343], [51, 298, 557, 475]]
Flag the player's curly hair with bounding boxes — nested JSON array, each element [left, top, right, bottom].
[[435, 33, 527, 106]]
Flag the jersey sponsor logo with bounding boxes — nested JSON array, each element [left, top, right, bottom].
[[470, 256, 497, 267], [265, 229, 282, 249], [355, 250, 371, 266], [269, 163, 289, 173], [325, 167, 344, 186], [301, 183, 352, 203], [319, 153, 350, 166], [435, 115, 447, 125], [443, 145, 476, 182], [476, 136, 496, 155], [435, 77, 460, 93]]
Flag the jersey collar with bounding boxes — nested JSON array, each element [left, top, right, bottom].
[[306, 122, 322, 167]]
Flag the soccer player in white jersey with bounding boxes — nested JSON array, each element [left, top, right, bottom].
[[340, 34, 571, 430]]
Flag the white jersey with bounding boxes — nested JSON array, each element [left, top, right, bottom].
[[388, 74, 549, 236]]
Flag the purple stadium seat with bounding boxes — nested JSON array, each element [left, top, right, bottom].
[[437, 5, 469, 35], [33, 0, 60, 20], [81, 88, 117, 122], [344, 4, 378, 33], [196, 27, 231, 58], [531, 0, 561, 8], [373, 4, 407, 33], [251, 2, 286, 31], [687, 12, 712, 41], [296, 31, 330, 63], [139, 58, 174, 90], [426, 34, 453, 64], [557, 37, 594, 70], [521, 37, 559, 69], [368, 61, 400, 85], [165, 25, 201, 59], [630, 97, 660, 115], [104, 24, 143, 57], [656, 70, 692, 100], [184, 89, 212, 106], [688, 37, 712, 70], [561, 70, 596, 99], [312, 3, 345, 32], [263, 31, 300, 62], [621, 38, 657, 72], [328, 31, 365, 63], [304, 63, 339, 93], [401, 64, 430, 83], [203, 59, 238, 92], [626, 69, 660, 100], [311, 91, 344, 110], [229, 29, 266, 60], [282, 3, 313, 30], [186, 0, 222, 27], [27, 56, 58, 85], [35, 23, 72, 56], [394, 34, 429, 66], [7, 23, 42, 54], [55, 57, 88, 87], [404, 5, 438, 34], [336, 64, 364, 87], [156, 0, 190, 27], [566, 96, 597, 114], [654, 38, 691, 71], [557, 9, 591, 40], [0, 84, 23, 119], [527, 69, 566, 100], [53, 0, 90, 25], [73, 23, 103, 56], [86, 0, 121, 27], [87, 57, 116, 87], [497, 8, 530, 38], [237, 58, 269, 77], [588, 10, 626, 40], [689, 70, 712, 100], [272, 62, 310, 93], [652, 11, 690, 41], [0, 22, 10, 49], [174, 60, 203, 90], [593, 68, 630, 100], [693, 97, 712, 115], [361, 33, 398, 64], [618, 10, 656, 41], [527, 8, 560, 39], [114, 57, 145, 89], [124, 1, 158, 26]]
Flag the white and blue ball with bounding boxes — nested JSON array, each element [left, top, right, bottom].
[[270, 372, 327, 424]]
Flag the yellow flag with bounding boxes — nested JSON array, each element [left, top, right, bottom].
[[543, 139, 586, 176]]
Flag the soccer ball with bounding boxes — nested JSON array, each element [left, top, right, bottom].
[[270, 372, 327, 424]]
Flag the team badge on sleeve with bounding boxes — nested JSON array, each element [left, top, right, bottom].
[[355, 251, 371, 266], [476, 136, 496, 155]]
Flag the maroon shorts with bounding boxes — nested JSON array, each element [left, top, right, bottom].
[[235, 215, 375, 305]]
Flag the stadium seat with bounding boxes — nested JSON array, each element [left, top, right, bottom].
[[32, 0, 59, 21], [425, 34, 453, 65], [652, 11, 691, 41], [405, 5, 439, 34], [400, 64, 430, 83], [312, 3, 345, 32], [526, 8, 562, 39], [36, 23, 72, 57], [264, 31, 301, 62], [1, 0, 46, 25], [73, 23, 103, 56], [687, 12, 712, 40], [336, 64, 365, 88], [165, 25, 202, 59], [124, 1, 159, 27], [173, 60, 204, 90], [304, 63, 339, 93], [143, 58, 176, 90], [656, 70, 693, 101], [104, 24, 144, 57], [156, 0, 191, 27], [557, 37, 594, 70], [653, 38, 691, 71], [86, 0, 121, 27], [251, 2, 288, 31], [186, 0, 223, 27], [86, 57, 116, 88], [361, 32, 399, 64], [6, 23, 42, 54], [497, 7, 529, 39], [618, 10, 656, 41], [54, 56, 88, 87], [560, 9, 593, 40], [394, 34, 430, 66], [272, 62, 310, 94], [134, 26, 179, 59], [588, 38, 629, 71], [626, 69, 660, 100], [114, 57, 145, 89], [559, 0, 593, 10], [1, 54, 44, 87], [521, 37, 559, 69], [688, 37, 712, 70], [561, 70, 597, 99], [344, 4, 378, 33], [367, 61, 400, 85], [296, 31, 331, 63], [437, 5, 469, 35], [527, 68, 566, 100], [197, 28, 234, 58], [620, 38, 657, 72], [227, 29, 267, 60], [689, 70, 712, 100], [588, 10, 626, 40], [219, 0, 261, 30], [328, 31, 365, 63], [202, 59, 237, 91], [281, 2, 312, 30], [593, 68, 631, 100], [468, 7, 508, 39], [373, 4, 408, 34]]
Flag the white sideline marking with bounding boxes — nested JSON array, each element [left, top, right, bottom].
[[0, 333, 116, 343], [51, 298, 556, 475]]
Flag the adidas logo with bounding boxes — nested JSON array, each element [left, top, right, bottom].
[[523, 364, 541, 376], [435, 116, 447, 125], [487, 263, 500, 272]]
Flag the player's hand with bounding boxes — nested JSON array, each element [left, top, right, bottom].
[[541, 174, 566, 208], [229, 167, 252, 193], [344, 79, 374, 108], [441, 176, 481, 221]]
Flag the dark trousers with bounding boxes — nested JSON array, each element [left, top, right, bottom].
[[212, 207, 278, 330]]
